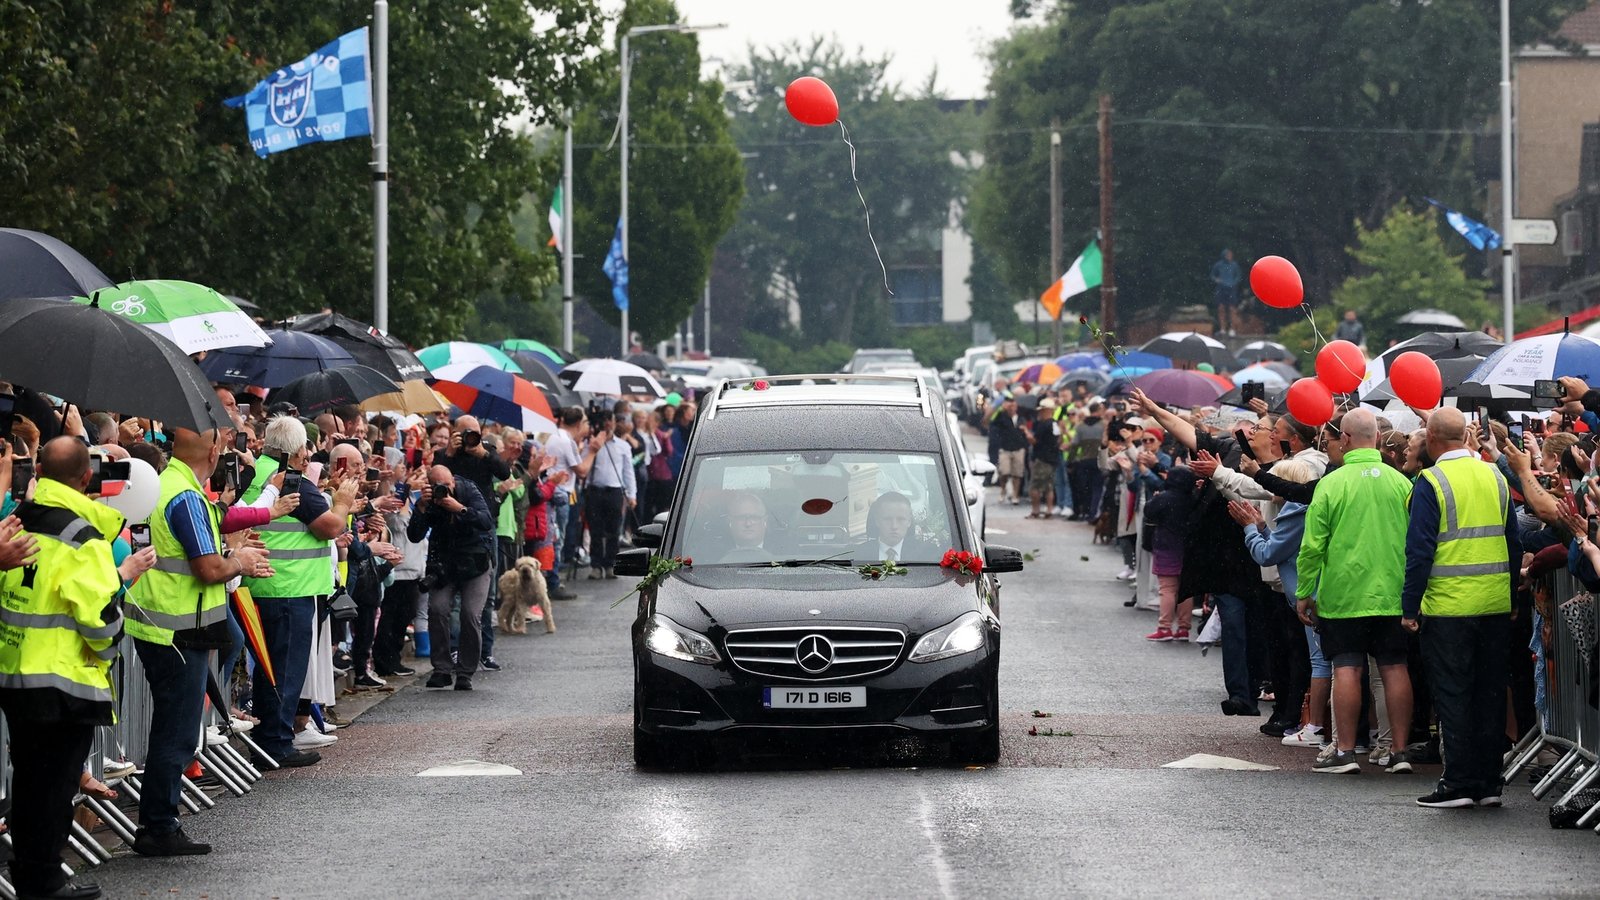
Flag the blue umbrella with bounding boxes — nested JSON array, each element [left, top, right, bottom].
[[202, 330, 356, 388], [1467, 332, 1600, 390], [1111, 350, 1172, 370], [1055, 351, 1111, 372]]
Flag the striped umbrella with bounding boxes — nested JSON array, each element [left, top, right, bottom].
[[417, 341, 522, 375], [233, 588, 274, 686], [1011, 362, 1065, 385], [78, 280, 270, 354], [432, 365, 557, 433]]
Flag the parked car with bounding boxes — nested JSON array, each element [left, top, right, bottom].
[[667, 358, 757, 392], [623, 374, 1023, 769], [844, 347, 917, 373]]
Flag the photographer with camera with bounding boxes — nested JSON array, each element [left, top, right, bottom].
[[410, 464, 495, 691]]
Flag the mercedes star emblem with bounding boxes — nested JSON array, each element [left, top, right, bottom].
[[795, 634, 835, 673]]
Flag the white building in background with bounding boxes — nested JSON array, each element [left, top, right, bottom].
[[888, 137, 981, 329]]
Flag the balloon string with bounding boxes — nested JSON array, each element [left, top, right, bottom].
[[839, 120, 893, 296], [1302, 302, 1328, 349]]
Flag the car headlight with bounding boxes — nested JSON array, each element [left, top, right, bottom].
[[643, 614, 720, 664], [909, 611, 987, 663]]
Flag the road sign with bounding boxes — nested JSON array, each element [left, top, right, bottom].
[[1510, 218, 1558, 245]]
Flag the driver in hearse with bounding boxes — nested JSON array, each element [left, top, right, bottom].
[[718, 492, 776, 563]]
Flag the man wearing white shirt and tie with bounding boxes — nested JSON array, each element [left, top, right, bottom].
[[861, 492, 937, 562]]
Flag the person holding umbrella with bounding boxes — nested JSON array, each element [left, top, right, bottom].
[[125, 429, 273, 856]]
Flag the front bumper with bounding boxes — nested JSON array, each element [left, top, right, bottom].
[[635, 643, 998, 738]]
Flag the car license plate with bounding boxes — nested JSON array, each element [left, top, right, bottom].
[[763, 686, 865, 709]]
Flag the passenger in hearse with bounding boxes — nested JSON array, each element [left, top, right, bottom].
[[858, 491, 940, 562]]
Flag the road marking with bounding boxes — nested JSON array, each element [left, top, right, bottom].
[[986, 528, 1008, 535], [917, 784, 957, 900], [416, 759, 522, 777], [1161, 753, 1277, 771]]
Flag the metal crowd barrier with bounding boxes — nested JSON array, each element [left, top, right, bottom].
[[1503, 568, 1600, 831], [0, 641, 269, 891]]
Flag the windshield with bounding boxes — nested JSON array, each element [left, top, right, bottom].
[[674, 450, 958, 566], [667, 362, 713, 377]]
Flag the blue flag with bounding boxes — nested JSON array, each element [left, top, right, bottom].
[[1425, 197, 1502, 252], [224, 28, 372, 159], [601, 219, 629, 311]]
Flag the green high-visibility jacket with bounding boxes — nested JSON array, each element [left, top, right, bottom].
[[0, 478, 126, 717]]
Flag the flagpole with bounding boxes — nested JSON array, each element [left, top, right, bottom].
[[562, 117, 575, 353], [619, 31, 631, 358], [1499, 0, 1515, 341], [372, 0, 389, 333]]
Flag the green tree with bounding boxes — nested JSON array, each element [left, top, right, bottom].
[[1, 0, 606, 346], [971, 0, 1581, 329], [722, 39, 968, 346], [569, 0, 743, 345]]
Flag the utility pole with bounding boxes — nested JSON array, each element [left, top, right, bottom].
[[1049, 122, 1062, 356], [1499, 0, 1516, 341], [1098, 94, 1117, 336], [561, 117, 574, 353], [371, 0, 389, 332]]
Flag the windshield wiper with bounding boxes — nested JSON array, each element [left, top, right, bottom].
[[766, 549, 855, 568]]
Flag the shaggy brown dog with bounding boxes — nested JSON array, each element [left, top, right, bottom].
[[497, 556, 554, 634]]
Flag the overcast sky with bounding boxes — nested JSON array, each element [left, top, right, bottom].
[[671, 0, 1021, 99]]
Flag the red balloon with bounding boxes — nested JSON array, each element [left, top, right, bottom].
[[785, 76, 839, 127], [1314, 340, 1366, 394], [1250, 256, 1304, 309], [1286, 377, 1335, 427], [1389, 351, 1443, 409]]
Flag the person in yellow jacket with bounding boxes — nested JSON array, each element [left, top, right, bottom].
[[0, 437, 155, 900], [1401, 407, 1521, 809], [125, 429, 272, 858]]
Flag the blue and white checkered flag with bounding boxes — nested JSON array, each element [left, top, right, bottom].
[[601, 219, 629, 311], [224, 28, 372, 159], [1424, 197, 1502, 252]]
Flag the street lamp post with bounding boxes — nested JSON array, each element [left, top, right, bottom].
[[619, 21, 726, 357], [1499, 0, 1516, 341]]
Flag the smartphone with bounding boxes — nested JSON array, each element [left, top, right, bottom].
[[1509, 421, 1525, 448], [10, 458, 31, 501], [1237, 438, 1258, 461], [209, 455, 239, 494], [128, 522, 152, 552], [1477, 406, 1490, 426], [281, 470, 302, 495], [365, 466, 380, 482], [1279, 440, 1293, 459], [405, 447, 424, 469], [373, 439, 386, 459], [88, 459, 131, 494], [234, 432, 249, 453], [1534, 379, 1564, 400], [1241, 382, 1264, 404], [335, 437, 361, 449]]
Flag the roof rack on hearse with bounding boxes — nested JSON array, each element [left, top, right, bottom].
[[704, 373, 933, 420]]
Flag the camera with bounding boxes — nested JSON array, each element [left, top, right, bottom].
[[461, 430, 481, 449], [430, 482, 452, 502]]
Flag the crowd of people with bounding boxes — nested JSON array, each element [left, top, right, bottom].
[[0, 382, 695, 899], [980, 368, 1600, 809]]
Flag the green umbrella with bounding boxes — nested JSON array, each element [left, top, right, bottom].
[[497, 338, 565, 368], [416, 341, 521, 376], [77, 280, 270, 355]]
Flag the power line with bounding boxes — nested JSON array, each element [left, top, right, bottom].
[[569, 117, 1485, 151]]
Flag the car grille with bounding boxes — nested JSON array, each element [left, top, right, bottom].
[[723, 626, 906, 682]]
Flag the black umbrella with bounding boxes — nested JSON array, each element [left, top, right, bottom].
[[0, 228, 116, 302], [223, 294, 261, 311], [507, 351, 580, 408], [201, 329, 357, 388], [1361, 356, 1490, 405], [1375, 331, 1502, 371], [626, 351, 667, 372], [1235, 340, 1295, 364], [272, 365, 401, 416], [0, 296, 228, 431], [1139, 332, 1236, 370], [287, 311, 428, 382]]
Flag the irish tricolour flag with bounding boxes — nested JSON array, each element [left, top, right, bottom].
[[1039, 240, 1102, 321], [547, 185, 563, 252]]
